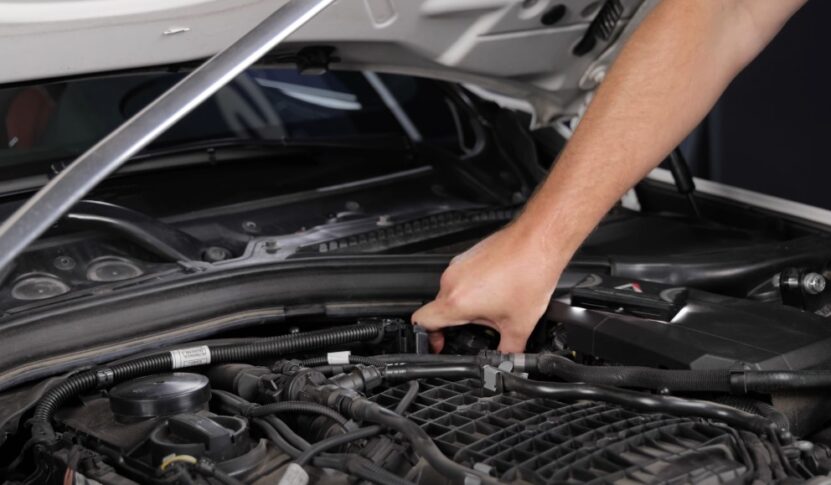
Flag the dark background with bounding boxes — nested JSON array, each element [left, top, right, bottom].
[[682, 0, 831, 209]]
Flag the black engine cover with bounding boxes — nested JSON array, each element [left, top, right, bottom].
[[559, 275, 831, 370], [371, 378, 773, 484]]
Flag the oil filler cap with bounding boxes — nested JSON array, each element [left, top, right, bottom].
[[109, 372, 210, 421]]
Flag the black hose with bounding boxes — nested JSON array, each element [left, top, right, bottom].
[[382, 363, 481, 382], [248, 401, 349, 428], [211, 390, 313, 451], [537, 354, 731, 392], [498, 372, 778, 437], [30, 322, 386, 445], [347, 399, 499, 484], [395, 381, 419, 415], [537, 354, 831, 395], [290, 381, 420, 468], [733, 370, 831, 393], [252, 418, 302, 458], [313, 454, 416, 485], [295, 426, 382, 465], [716, 397, 791, 433], [264, 416, 311, 451]]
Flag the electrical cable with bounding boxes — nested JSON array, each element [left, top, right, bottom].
[[29, 322, 387, 446]]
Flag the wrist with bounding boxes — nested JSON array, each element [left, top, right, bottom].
[[506, 214, 573, 279]]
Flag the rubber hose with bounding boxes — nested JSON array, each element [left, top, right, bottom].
[[295, 425, 382, 465], [733, 370, 831, 393], [537, 354, 731, 392], [252, 418, 302, 458], [248, 401, 349, 427], [716, 396, 790, 433], [211, 389, 311, 450], [349, 399, 499, 484], [395, 381, 419, 415], [382, 363, 481, 382], [30, 322, 385, 444], [499, 372, 777, 437], [265, 416, 311, 450], [313, 454, 416, 485], [538, 354, 831, 395]]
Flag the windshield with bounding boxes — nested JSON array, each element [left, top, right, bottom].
[[0, 68, 459, 181]]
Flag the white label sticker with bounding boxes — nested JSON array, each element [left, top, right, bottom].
[[170, 346, 211, 369], [327, 351, 351, 365]]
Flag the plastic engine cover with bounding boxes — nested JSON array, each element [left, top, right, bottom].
[[371, 378, 766, 484], [558, 275, 831, 370]]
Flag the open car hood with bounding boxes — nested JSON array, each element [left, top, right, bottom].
[[2, 0, 655, 124]]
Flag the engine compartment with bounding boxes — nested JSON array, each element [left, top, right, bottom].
[[5, 281, 831, 485]]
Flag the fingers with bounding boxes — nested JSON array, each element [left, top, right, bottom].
[[497, 329, 529, 353], [412, 299, 472, 353], [427, 330, 445, 354]]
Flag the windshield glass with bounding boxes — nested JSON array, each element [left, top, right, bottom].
[[0, 68, 459, 181]]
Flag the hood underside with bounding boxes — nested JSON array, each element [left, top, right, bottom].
[[2, 0, 654, 123]]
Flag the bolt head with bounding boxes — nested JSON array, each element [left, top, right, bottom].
[[802, 273, 826, 295]]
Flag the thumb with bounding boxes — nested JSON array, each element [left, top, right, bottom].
[[412, 299, 472, 353]]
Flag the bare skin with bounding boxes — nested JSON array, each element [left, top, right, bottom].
[[413, 0, 808, 353]]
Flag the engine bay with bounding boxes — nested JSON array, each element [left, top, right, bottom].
[[5, 270, 831, 485]]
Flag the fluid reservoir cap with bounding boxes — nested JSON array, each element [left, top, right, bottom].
[[109, 373, 210, 421]]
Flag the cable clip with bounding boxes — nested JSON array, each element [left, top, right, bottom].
[[95, 368, 115, 388]]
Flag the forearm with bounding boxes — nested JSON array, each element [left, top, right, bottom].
[[517, 0, 806, 272]]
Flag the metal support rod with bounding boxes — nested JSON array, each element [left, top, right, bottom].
[[0, 0, 335, 272]]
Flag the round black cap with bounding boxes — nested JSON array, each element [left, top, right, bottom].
[[109, 373, 210, 420]]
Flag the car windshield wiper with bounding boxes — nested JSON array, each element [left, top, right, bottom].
[[0, 0, 335, 273]]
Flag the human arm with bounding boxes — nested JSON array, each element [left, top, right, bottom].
[[412, 0, 808, 352]]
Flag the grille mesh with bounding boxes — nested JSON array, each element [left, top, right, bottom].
[[371, 378, 752, 484]]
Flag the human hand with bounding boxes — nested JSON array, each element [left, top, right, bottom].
[[411, 221, 565, 353]]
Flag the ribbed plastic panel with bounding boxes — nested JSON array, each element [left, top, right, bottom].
[[371, 378, 751, 484]]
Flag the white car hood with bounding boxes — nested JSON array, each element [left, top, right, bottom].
[[1, 0, 654, 124]]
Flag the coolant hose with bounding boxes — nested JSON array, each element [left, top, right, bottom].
[[29, 322, 386, 445], [346, 398, 500, 485], [537, 354, 731, 392], [313, 454, 415, 485], [381, 363, 481, 382], [498, 371, 778, 437], [247, 401, 349, 427], [537, 354, 831, 394]]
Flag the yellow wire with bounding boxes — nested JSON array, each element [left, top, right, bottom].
[[159, 454, 198, 472]]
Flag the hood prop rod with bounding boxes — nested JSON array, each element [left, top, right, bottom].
[[0, 0, 335, 273]]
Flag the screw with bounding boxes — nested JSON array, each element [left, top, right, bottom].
[[264, 240, 279, 254], [802, 272, 826, 295], [242, 221, 260, 234], [203, 247, 230, 262], [53, 255, 76, 271]]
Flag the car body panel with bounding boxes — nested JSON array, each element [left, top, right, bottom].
[[0, 0, 655, 123]]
